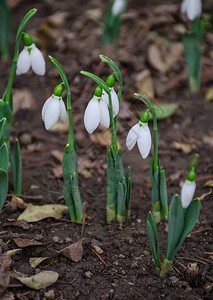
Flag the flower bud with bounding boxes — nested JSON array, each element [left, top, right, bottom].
[[140, 111, 149, 123], [94, 86, 102, 97], [106, 74, 115, 88], [22, 33, 33, 47], [53, 84, 63, 97]]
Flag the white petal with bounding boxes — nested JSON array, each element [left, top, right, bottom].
[[102, 90, 109, 106], [30, 44, 46, 76], [16, 47, 30, 75], [112, 0, 125, 16], [181, 180, 196, 208], [187, 0, 202, 20], [84, 96, 100, 134], [99, 100, 110, 128], [137, 123, 151, 159], [181, 0, 188, 14], [126, 123, 140, 150], [44, 97, 60, 130], [59, 99, 67, 123], [41, 96, 52, 121], [111, 88, 119, 117]]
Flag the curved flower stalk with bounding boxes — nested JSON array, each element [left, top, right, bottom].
[[16, 33, 45, 76], [126, 111, 151, 159], [147, 154, 201, 277], [181, 0, 202, 21], [0, 9, 37, 212], [49, 56, 82, 221], [84, 86, 110, 134], [81, 55, 131, 223], [134, 94, 168, 223], [42, 84, 66, 130]]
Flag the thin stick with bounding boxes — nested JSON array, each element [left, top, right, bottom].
[[109, 226, 131, 236], [194, 255, 213, 264], [176, 257, 206, 265], [188, 227, 211, 237], [91, 248, 109, 267]]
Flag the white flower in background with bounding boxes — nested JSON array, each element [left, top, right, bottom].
[[126, 121, 151, 159], [181, 0, 202, 21], [102, 88, 119, 118], [42, 85, 66, 130], [181, 168, 196, 208], [84, 87, 110, 134], [16, 33, 45, 76], [112, 0, 125, 17]]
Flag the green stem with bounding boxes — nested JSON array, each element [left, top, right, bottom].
[[159, 258, 173, 278], [4, 9, 37, 104], [134, 93, 158, 172], [49, 56, 75, 148]]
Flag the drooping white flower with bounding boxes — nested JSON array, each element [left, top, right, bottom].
[[181, 179, 196, 208], [102, 88, 119, 118], [16, 43, 45, 76], [181, 0, 202, 21], [42, 95, 66, 130], [126, 121, 151, 159], [84, 95, 110, 134], [112, 0, 125, 17]]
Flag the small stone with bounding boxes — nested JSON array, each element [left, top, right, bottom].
[[6, 201, 17, 214], [121, 270, 126, 275], [119, 254, 125, 259], [113, 260, 119, 266], [136, 219, 141, 223], [128, 281, 134, 286], [52, 236, 60, 243], [75, 291, 80, 297], [20, 133, 32, 145], [17, 219, 29, 230], [93, 245, 103, 254], [109, 289, 114, 294], [65, 237, 72, 243], [170, 276, 179, 286], [131, 261, 139, 269], [101, 293, 109, 300], [44, 289, 55, 299], [87, 231, 94, 236], [85, 271, 93, 278], [204, 283, 213, 293], [142, 250, 150, 256], [30, 185, 39, 190]]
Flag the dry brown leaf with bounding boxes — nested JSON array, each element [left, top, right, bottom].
[[13, 238, 51, 248], [199, 189, 212, 200], [51, 149, 63, 163], [172, 141, 194, 154], [59, 240, 83, 262], [29, 257, 54, 269], [6, 249, 22, 257], [203, 135, 213, 147], [0, 256, 11, 296], [13, 89, 37, 115], [11, 195, 29, 209], [203, 180, 213, 188], [14, 271, 58, 290], [205, 87, 213, 101], [52, 165, 63, 178], [135, 69, 154, 99]]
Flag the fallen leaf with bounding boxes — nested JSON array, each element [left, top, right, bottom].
[[52, 165, 63, 178], [6, 249, 22, 257], [172, 141, 194, 154], [151, 103, 179, 119], [17, 204, 68, 222], [0, 292, 15, 300], [29, 257, 54, 268], [135, 69, 154, 99], [0, 256, 11, 296], [203, 135, 213, 147], [13, 88, 37, 115], [203, 180, 213, 188], [199, 189, 212, 200], [13, 238, 51, 248], [14, 271, 58, 290], [11, 195, 29, 209], [51, 149, 63, 163], [205, 87, 213, 101], [59, 240, 83, 262]]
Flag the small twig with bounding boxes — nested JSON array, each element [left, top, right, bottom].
[[188, 227, 211, 237], [81, 209, 86, 238], [196, 175, 213, 183], [194, 255, 213, 264], [172, 265, 182, 276], [109, 226, 131, 236], [91, 248, 109, 267], [101, 242, 113, 247], [176, 257, 207, 265], [46, 219, 83, 228]]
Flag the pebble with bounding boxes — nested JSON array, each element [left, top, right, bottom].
[[131, 261, 139, 269], [52, 236, 60, 243], [119, 254, 125, 259], [85, 271, 93, 278], [93, 245, 103, 254], [113, 260, 119, 266], [44, 289, 55, 299], [65, 237, 72, 243], [20, 133, 32, 145], [142, 250, 150, 256], [6, 201, 17, 214], [169, 276, 179, 286], [75, 291, 80, 297]]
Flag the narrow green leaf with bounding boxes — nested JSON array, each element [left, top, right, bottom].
[[14, 139, 22, 194], [117, 179, 126, 223], [9, 152, 16, 190], [62, 144, 77, 186], [63, 187, 76, 221], [0, 0, 11, 59], [107, 148, 116, 222], [147, 212, 160, 268], [160, 168, 168, 219], [0, 169, 8, 211], [0, 118, 6, 140], [150, 157, 160, 205], [70, 173, 83, 221], [125, 166, 131, 214], [191, 18, 204, 43], [189, 153, 200, 170], [0, 143, 9, 172], [166, 195, 184, 261], [80, 71, 110, 95]]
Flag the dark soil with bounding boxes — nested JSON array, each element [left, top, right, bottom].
[[0, 0, 213, 299]]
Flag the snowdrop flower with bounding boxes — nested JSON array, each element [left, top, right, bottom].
[[84, 86, 110, 134], [181, 0, 202, 21], [181, 170, 196, 208], [102, 74, 119, 118], [126, 111, 151, 159], [16, 33, 45, 76], [112, 0, 125, 17], [42, 84, 66, 130]]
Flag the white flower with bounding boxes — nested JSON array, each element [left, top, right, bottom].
[[181, 180, 196, 208], [112, 0, 125, 16], [42, 95, 66, 130], [84, 96, 110, 134], [181, 0, 202, 21], [126, 121, 151, 159], [16, 43, 45, 76], [102, 88, 119, 118]]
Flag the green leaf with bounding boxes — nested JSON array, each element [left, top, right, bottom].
[[147, 212, 160, 268], [189, 153, 200, 170], [150, 157, 160, 205], [0, 143, 9, 211], [0, 143, 9, 172], [148, 103, 179, 120], [117, 179, 126, 223], [63, 187, 76, 221], [160, 168, 168, 219], [0, 100, 12, 149], [70, 173, 83, 221], [173, 198, 200, 256], [0, 118, 6, 140], [191, 19, 204, 43], [107, 147, 116, 222], [62, 143, 77, 185], [125, 166, 131, 213], [166, 195, 184, 261], [81, 71, 110, 95], [14, 139, 22, 194], [0, 0, 11, 59]]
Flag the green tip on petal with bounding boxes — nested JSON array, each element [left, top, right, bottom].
[[187, 170, 196, 182], [140, 110, 149, 123], [106, 74, 115, 88], [54, 84, 63, 97], [22, 33, 33, 46], [94, 86, 102, 97]]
